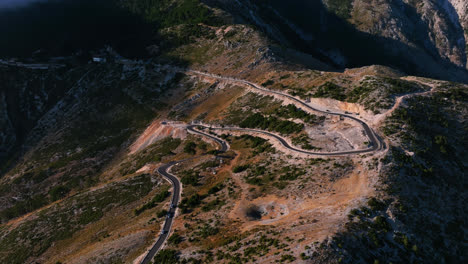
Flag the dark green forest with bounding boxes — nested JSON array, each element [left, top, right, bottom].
[[0, 0, 216, 58]]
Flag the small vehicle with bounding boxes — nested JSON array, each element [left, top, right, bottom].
[[167, 212, 174, 218], [161, 230, 168, 235], [326, 110, 330, 112], [171, 204, 177, 209]]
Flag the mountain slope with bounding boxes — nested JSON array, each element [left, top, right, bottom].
[[0, 0, 466, 263], [211, 0, 468, 83]]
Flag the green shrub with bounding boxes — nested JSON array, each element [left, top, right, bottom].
[[49, 185, 70, 201], [373, 216, 391, 233], [180, 193, 205, 213], [275, 104, 319, 124], [157, 209, 168, 218], [152, 249, 179, 264], [367, 198, 386, 211], [181, 170, 199, 185], [134, 187, 170, 215], [0, 194, 48, 221], [313, 82, 346, 100], [261, 80, 274, 86], [168, 233, 183, 245], [280, 254, 296, 262], [239, 113, 303, 134], [184, 141, 197, 154], [197, 224, 219, 238], [232, 165, 249, 173], [208, 183, 224, 194], [201, 198, 225, 212], [326, 0, 353, 19]]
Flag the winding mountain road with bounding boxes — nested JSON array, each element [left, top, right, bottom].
[[140, 71, 385, 263], [140, 128, 228, 264], [188, 70, 384, 153]]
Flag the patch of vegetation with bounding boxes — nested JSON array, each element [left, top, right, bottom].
[[168, 233, 183, 245], [313, 82, 346, 100], [201, 198, 225, 212], [0, 174, 154, 264], [207, 183, 224, 195], [184, 141, 197, 155], [152, 249, 179, 264], [157, 209, 168, 218], [275, 104, 322, 124], [278, 166, 305, 181], [232, 165, 249, 173], [179, 193, 206, 213], [181, 169, 200, 186], [280, 254, 297, 262], [292, 134, 319, 150], [240, 113, 304, 134], [244, 165, 275, 186], [326, 0, 353, 19], [0, 194, 48, 221], [134, 186, 170, 215], [230, 135, 274, 155], [195, 224, 219, 238], [261, 80, 275, 86], [120, 138, 182, 176], [124, 0, 219, 27], [49, 185, 70, 202]]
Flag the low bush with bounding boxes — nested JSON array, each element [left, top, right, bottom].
[[233, 165, 249, 173], [240, 113, 303, 134]]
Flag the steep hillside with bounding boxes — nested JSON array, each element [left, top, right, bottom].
[[211, 0, 468, 83], [0, 0, 466, 264]]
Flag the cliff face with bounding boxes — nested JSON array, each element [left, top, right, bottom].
[[0, 66, 75, 163], [448, 0, 468, 64], [346, 0, 467, 68], [212, 0, 468, 82]]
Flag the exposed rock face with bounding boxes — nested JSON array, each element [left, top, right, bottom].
[[212, 0, 468, 81], [448, 0, 468, 65], [345, 0, 467, 68], [0, 66, 73, 161]]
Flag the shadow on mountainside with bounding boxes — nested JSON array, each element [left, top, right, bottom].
[[210, 0, 468, 83]]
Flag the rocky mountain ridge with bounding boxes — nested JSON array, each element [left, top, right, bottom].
[[0, 1, 466, 263], [212, 0, 468, 82]]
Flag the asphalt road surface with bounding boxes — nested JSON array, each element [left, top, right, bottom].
[[140, 128, 228, 264], [189, 70, 385, 153], [190, 125, 376, 156], [140, 70, 385, 263]]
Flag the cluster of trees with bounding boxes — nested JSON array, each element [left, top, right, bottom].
[[183, 141, 197, 155], [179, 193, 205, 213], [313, 82, 346, 100], [124, 0, 218, 27], [0, 0, 153, 58], [134, 187, 170, 215], [181, 169, 199, 185], [0, 0, 219, 58], [232, 165, 249, 173], [275, 104, 320, 124], [239, 113, 304, 134]]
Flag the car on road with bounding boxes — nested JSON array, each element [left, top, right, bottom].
[[167, 212, 174, 218], [171, 204, 177, 209], [161, 230, 168, 235]]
